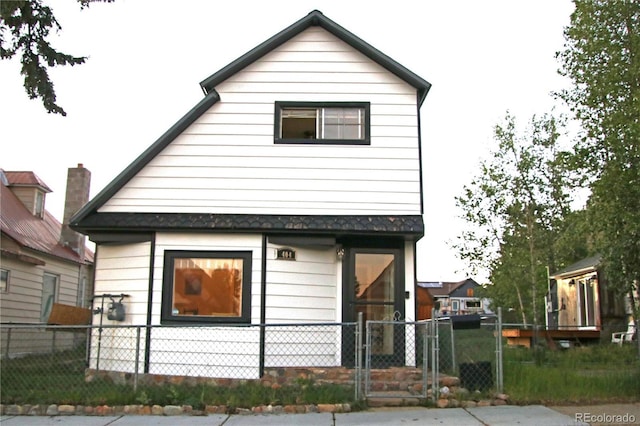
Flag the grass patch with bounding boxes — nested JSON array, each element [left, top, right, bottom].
[[3, 341, 639, 407], [0, 348, 355, 408], [128, 379, 355, 410], [504, 344, 640, 404]]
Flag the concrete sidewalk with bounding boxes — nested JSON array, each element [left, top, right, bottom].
[[0, 405, 601, 425]]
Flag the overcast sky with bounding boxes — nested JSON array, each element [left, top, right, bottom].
[[1, 0, 575, 282]]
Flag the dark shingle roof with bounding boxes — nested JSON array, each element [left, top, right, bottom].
[[72, 213, 423, 238], [418, 278, 479, 297], [550, 254, 602, 278]]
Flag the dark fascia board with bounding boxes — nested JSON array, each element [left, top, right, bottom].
[[199, 10, 431, 106], [268, 235, 336, 248], [89, 232, 154, 244], [69, 90, 221, 226]]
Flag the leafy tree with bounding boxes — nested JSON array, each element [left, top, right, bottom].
[[455, 113, 573, 326], [0, 0, 112, 116], [556, 0, 640, 322]]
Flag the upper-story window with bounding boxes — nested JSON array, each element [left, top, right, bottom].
[[274, 102, 370, 145], [35, 191, 44, 218]]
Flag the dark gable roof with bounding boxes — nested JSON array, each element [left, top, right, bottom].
[[550, 254, 602, 278], [71, 10, 431, 228], [199, 10, 431, 105], [421, 278, 479, 297]]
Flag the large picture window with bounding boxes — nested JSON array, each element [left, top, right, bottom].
[[161, 251, 252, 324], [275, 101, 370, 145]]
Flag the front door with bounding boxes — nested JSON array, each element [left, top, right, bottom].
[[342, 246, 405, 367]]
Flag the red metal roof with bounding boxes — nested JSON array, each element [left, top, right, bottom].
[[4, 171, 52, 192], [1, 178, 92, 264]]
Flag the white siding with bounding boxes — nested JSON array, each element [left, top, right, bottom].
[[264, 243, 337, 323], [88, 242, 152, 373], [92, 242, 151, 326], [147, 326, 260, 379], [100, 27, 421, 215], [87, 234, 348, 375], [90, 234, 264, 377], [264, 242, 340, 367], [0, 244, 86, 357], [0, 250, 82, 324]]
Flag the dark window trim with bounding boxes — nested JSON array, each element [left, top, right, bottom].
[[0, 269, 9, 293], [161, 250, 252, 325], [274, 101, 370, 145]]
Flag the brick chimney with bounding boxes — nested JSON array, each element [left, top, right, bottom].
[[60, 164, 91, 260]]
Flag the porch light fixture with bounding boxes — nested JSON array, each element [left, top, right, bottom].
[[336, 247, 345, 259]]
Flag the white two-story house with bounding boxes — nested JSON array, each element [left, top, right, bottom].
[[71, 10, 431, 379]]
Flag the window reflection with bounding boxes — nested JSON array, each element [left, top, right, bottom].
[[355, 253, 394, 303], [172, 258, 242, 317]]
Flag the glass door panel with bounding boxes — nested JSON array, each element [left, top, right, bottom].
[[342, 248, 404, 367], [356, 304, 395, 355], [355, 253, 394, 303]]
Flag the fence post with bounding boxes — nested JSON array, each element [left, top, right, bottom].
[[496, 307, 504, 393], [450, 319, 456, 375], [355, 312, 363, 401], [134, 326, 141, 392], [5, 327, 11, 358], [421, 320, 429, 400], [432, 308, 439, 401]]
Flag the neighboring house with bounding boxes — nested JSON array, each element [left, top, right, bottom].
[[70, 10, 431, 379], [0, 165, 93, 355], [547, 255, 628, 340], [418, 278, 489, 318]]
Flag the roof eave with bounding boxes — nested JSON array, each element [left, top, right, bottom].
[[550, 266, 599, 280], [71, 213, 424, 240], [549, 254, 602, 279], [70, 90, 221, 225]]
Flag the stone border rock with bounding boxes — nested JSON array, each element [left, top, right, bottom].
[[0, 403, 352, 416]]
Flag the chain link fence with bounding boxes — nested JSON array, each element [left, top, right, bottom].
[[362, 320, 433, 400], [1, 322, 360, 407], [1, 315, 504, 407], [432, 312, 503, 396]]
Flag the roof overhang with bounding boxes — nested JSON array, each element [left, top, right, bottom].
[[72, 213, 424, 241]]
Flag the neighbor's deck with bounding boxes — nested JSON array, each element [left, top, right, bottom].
[[502, 328, 600, 348]]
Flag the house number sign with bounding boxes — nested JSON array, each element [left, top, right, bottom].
[[276, 248, 296, 260]]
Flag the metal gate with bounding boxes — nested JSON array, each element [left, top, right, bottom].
[[362, 320, 438, 401]]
